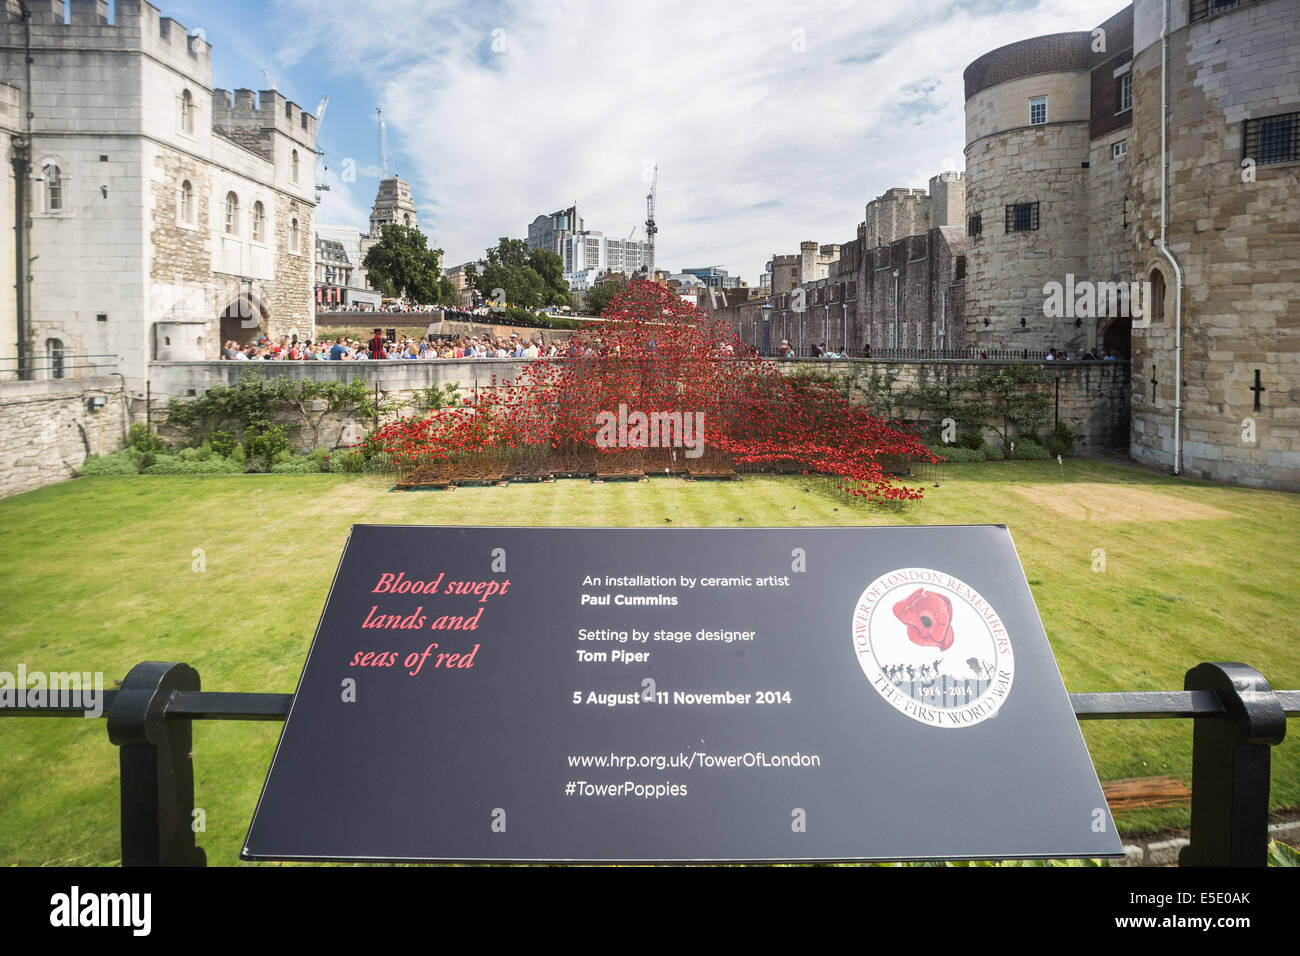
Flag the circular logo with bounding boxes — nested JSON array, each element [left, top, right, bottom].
[[851, 568, 1014, 728]]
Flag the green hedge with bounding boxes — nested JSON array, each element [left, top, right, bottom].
[[270, 455, 325, 474], [926, 444, 985, 463], [78, 450, 142, 476], [142, 455, 243, 475], [1012, 440, 1051, 461]]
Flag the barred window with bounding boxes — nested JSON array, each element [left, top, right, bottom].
[[1190, 0, 1251, 22], [967, 214, 982, 237], [1005, 202, 1040, 232], [1243, 112, 1299, 166]]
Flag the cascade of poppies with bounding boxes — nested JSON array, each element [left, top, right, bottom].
[[370, 279, 937, 501]]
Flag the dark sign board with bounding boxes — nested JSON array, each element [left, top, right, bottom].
[[243, 525, 1123, 862]]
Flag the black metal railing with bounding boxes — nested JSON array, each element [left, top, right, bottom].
[[1, 659, 1294, 866], [757, 347, 1069, 362], [0, 353, 121, 380]]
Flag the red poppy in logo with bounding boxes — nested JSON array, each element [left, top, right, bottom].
[[892, 588, 955, 651]]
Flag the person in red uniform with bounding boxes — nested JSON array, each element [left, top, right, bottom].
[[368, 328, 387, 359]]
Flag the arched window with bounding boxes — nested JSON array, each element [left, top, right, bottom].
[[291, 149, 299, 182], [290, 217, 300, 252], [43, 163, 62, 212], [178, 179, 194, 224], [251, 201, 265, 241], [179, 89, 195, 134], [1150, 268, 1166, 325], [46, 338, 65, 379], [224, 192, 239, 235]]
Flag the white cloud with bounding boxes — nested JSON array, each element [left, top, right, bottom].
[[277, 0, 1128, 280]]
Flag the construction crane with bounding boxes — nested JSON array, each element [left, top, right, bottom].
[[377, 107, 388, 180], [314, 97, 330, 202], [644, 164, 658, 276]]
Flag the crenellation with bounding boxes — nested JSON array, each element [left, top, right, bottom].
[[67, 0, 109, 25]]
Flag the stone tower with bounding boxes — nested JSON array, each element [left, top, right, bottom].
[[369, 177, 418, 235]]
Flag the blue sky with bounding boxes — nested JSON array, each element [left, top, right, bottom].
[[151, 0, 1127, 281]]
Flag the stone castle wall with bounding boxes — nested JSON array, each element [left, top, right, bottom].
[[0, 375, 127, 497], [781, 358, 1131, 450], [965, 69, 1094, 353], [1127, 0, 1300, 490]]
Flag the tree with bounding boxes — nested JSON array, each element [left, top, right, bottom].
[[477, 238, 570, 309], [435, 276, 458, 307], [362, 224, 445, 304], [583, 280, 621, 316]]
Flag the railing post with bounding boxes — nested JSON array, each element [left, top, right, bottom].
[[1180, 662, 1287, 867], [105, 661, 206, 867]]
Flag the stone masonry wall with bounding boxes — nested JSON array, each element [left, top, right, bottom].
[[144, 358, 1130, 457], [267, 196, 314, 343], [1128, 1, 1300, 491], [0, 376, 127, 498], [775, 359, 1131, 451]]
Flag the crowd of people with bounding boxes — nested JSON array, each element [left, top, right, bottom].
[[219, 330, 577, 361], [1045, 347, 1122, 361]]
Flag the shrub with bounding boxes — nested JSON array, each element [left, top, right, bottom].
[[310, 446, 330, 466], [979, 442, 1003, 461], [143, 455, 242, 475], [126, 423, 166, 455], [327, 449, 366, 473], [246, 425, 290, 461], [244, 454, 270, 474], [270, 454, 323, 474], [1011, 439, 1051, 461], [229, 443, 246, 465], [959, 431, 984, 451], [78, 450, 142, 476], [927, 443, 985, 463], [1045, 421, 1076, 459], [207, 430, 237, 458]]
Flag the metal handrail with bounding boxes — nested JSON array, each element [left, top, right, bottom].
[[1, 660, 1294, 866]]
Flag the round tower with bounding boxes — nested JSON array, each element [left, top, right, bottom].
[[963, 32, 1095, 352]]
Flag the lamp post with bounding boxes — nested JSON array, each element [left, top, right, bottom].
[[761, 300, 773, 356]]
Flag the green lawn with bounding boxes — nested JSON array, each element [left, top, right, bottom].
[[1, 460, 1296, 865]]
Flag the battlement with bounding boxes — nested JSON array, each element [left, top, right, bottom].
[[212, 87, 317, 149], [1, 0, 211, 71]]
